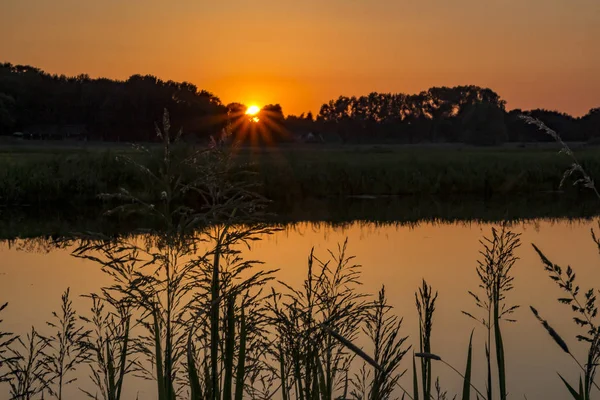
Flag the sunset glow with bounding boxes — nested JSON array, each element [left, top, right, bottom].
[[1, 3, 600, 400], [1, 1, 598, 116]]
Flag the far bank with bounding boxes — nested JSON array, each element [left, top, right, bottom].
[[1, 143, 600, 206]]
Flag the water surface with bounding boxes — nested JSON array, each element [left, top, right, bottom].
[[1, 218, 599, 399]]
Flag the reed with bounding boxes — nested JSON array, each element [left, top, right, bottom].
[[414, 345, 485, 400], [68, 110, 277, 400], [3, 327, 49, 399], [0, 302, 17, 383], [361, 286, 410, 400], [532, 241, 600, 400], [463, 226, 520, 400], [415, 280, 437, 400], [41, 288, 91, 400], [462, 331, 474, 400], [525, 115, 600, 400], [268, 241, 367, 400], [79, 295, 134, 400]]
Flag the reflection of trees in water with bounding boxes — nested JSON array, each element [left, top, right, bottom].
[[4, 237, 72, 253], [2, 192, 599, 242]]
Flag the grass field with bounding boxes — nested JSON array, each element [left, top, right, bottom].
[[1, 142, 600, 205]]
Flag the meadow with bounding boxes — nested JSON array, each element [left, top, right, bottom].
[[2, 141, 600, 206]]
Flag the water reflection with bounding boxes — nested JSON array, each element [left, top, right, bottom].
[[1, 218, 600, 399], [1, 193, 598, 241]]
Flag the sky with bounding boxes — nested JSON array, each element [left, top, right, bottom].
[[1, 0, 599, 116]]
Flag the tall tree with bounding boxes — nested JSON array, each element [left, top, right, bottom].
[[462, 102, 508, 146]]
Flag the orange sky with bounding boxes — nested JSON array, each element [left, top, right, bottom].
[[1, 0, 599, 116]]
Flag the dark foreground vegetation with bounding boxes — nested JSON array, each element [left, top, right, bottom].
[[1, 62, 599, 145], [2, 144, 600, 206], [1, 113, 599, 400]]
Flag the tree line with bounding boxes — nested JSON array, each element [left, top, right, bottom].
[[1, 62, 598, 145], [0, 63, 227, 142], [315, 89, 600, 144]]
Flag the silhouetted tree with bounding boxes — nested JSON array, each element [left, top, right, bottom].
[[317, 86, 511, 144], [461, 102, 508, 146], [0, 93, 15, 134], [0, 63, 228, 142], [583, 108, 600, 140], [0, 62, 596, 145]]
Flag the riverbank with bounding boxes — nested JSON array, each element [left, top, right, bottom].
[[1, 144, 600, 205]]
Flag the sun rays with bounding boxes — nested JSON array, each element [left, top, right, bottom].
[[227, 104, 288, 147]]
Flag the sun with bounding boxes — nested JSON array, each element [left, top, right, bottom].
[[246, 105, 260, 115]]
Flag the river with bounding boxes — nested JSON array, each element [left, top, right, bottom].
[[1, 215, 599, 399]]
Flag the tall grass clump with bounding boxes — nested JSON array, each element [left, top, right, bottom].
[[268, 243, 411, 400], [520, 115, 600, 201], [520, 114, 600, 399], [415, 279, 437, 400], [414, 332, 484, 400], [412, 281, 481, 400], [269, 240, 367, 400], [69, 110, 278, 400], [3, 290, 91, 399], [184, 236, 277, 400], [79, 295, 134, 400], [0, 302, 17, 383], [349, 286, 410, 400], [3, 327, 49, 399], [41, 288, 91, 399], [531, 234, 600, 400], [463, 226, 520, 400]]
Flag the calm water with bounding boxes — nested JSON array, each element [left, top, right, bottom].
[[1, 218, 599, 399]]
